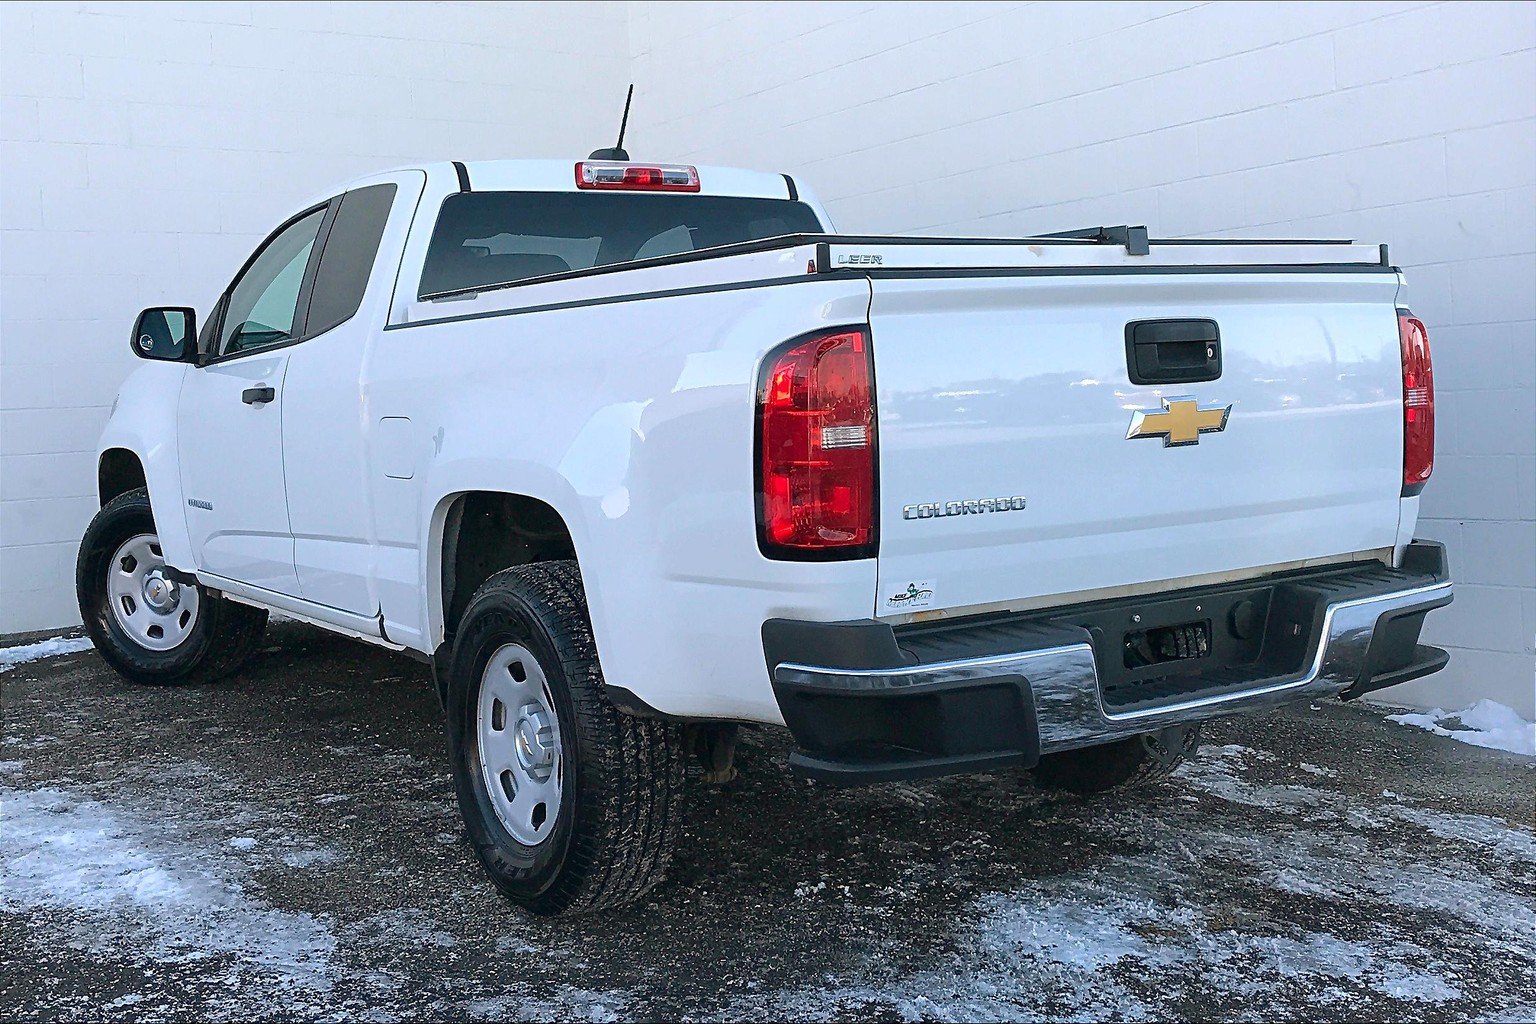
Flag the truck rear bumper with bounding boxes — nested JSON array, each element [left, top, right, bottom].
[[764, 542, 1452, 785]]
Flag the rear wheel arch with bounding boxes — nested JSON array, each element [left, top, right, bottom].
[[434, 490, 579, 651], [98, 448, 147, 506]]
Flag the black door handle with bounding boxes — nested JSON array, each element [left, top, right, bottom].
[[241, 385, 275, 405], [1125, 319, 1221, 385]]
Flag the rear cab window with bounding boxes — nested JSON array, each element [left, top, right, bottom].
[[418, 192, 824, 299]]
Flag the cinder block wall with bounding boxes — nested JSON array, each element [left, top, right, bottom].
[[0, 1, 628, 632], [630, 1, 1535, 715], [3, 1, 1532, 717]]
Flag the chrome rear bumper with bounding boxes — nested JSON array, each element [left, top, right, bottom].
[[766, 543, 1453, 784]]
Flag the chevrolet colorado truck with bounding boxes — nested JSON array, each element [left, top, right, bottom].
[[80, 157, 1452, 915]]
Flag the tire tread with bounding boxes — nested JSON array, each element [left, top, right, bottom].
[[455, 560, 685, 915]]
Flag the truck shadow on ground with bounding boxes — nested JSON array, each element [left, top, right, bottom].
[[4, 619, 1533, 1021]]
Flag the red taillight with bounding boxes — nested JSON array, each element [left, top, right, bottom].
[[1398, 310, 1434, 495], [574, 161, 700, 192], [756, 328, 877, 558]]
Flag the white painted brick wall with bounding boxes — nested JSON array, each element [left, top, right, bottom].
[[631, 0, 1535, 716], [0, 0, 629, 634], [3, 1, 1532, 719]]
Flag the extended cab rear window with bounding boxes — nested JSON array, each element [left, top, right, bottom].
[[418, 192, 823, 299]]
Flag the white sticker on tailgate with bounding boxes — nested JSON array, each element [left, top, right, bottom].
[[884, 579, 937, 611]]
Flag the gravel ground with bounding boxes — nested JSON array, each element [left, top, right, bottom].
[[2, 620, 1533, 1022]]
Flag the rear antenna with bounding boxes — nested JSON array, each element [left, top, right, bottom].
[[588, 84, 634, 161]]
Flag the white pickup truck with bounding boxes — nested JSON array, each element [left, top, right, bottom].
[[81, 156, 1452, 915]]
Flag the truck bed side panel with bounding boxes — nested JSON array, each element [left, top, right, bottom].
[[368, 277, 874, 723]]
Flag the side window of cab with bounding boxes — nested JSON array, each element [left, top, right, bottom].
[[218, 206, 327, 358], [211, 183, 398, 360]]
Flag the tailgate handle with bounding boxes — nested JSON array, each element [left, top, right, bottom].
[[1125, 319, 1221, 385]]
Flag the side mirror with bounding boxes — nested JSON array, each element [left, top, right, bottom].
[[131, 307, 198, 363]]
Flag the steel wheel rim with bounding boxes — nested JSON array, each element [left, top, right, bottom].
[[106, 533, 200, 651], [476, 642, 564, 845]]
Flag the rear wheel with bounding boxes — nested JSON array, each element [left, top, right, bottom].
[[445, 561, 686, 915], [76, 488, 266, 685], [1032, 723, 1201, 795]]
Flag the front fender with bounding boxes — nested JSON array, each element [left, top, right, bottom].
[[97, 362, 193, 570]]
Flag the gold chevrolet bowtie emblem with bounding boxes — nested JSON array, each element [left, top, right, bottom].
[[1126, 397, 1231, 447]]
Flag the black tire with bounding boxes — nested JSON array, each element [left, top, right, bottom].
[[76, 488, 267, 686], [1032, 723, 1201, 796], [444, 561, 686, 916]]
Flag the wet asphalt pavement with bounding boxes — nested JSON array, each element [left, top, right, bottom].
[[2, 619, 1533, 1022]]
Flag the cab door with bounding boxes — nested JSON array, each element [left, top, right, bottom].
[[177, 203, 330, 595], [279, 177, 419, 617]]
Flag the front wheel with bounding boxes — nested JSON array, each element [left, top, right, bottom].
[[444, 561, 686, 916], [1031, 723, 1201, 795], [76, 488, 266, 685]]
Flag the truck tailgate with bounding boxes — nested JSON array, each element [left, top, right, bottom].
[[869, 267, 1405, 617]]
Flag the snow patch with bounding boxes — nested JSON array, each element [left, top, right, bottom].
[[281, 847, 341, 869], [462, 988, 630, 1022], [0, 787, 335, 1013], [1180, 747, 1536, 866], [980, 891, 1184, 972], [734, 743, 1526, 1021], [0, 635, 94, 672], [753, 884, 1473, 1021], [1386, 700, 1535, 756], [1176, 748, 1332, 816], [349, 908, 457, 949], [1385, 802, 1536, 861]]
